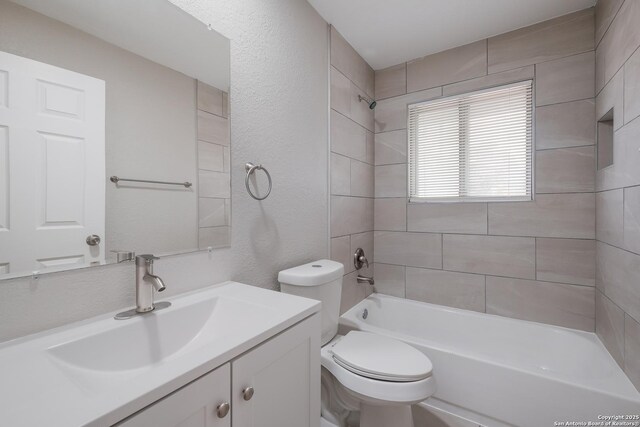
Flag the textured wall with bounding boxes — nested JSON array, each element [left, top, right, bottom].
[[0, 0, 329, 342], [328, 27, 376, 313], [372, 9, 598, 332], [593, 0, 640, 392], [170, 0, 330, 290]]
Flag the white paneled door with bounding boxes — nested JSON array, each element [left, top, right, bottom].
[[0, 51, 105, 277]]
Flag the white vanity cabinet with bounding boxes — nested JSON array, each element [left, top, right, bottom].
[[116, 313, 320, 427], [117, 363, 232, 427], [232, 311, 320, 427]]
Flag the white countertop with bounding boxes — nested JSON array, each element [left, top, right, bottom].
[[0, 282, 320, 427]]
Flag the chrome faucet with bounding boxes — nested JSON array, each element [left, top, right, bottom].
[[357, 275, 375, 285], [114, 254, 170, 320], [135, 254, 166, 313]]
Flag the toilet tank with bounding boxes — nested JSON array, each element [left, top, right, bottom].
[[278, 260, 344, 345]]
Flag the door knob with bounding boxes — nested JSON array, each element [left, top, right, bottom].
[[242, 386, 254, 401], [216, 402, 230, 418], [86, 235, 101, 246]]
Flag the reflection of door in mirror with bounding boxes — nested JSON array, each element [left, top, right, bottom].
[[0, 51, 105, 278]]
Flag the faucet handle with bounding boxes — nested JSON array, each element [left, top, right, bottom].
[[354, 248, 369, 270]]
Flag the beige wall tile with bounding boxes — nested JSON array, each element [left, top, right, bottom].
[[197, 81, 223, 116], [331, 153, 350, 196], [331, 110, 367, 162], [407, 40, 487, 92], [222, 92, 228, 118], [597, 118, 640, 192], [331, 196, 374, 237], [375, 63, 406, 100], [330, 235, 353, 274], [350, 81, 375, 132], [199, 170, 230, 198], [489, 193, 595, 239], [373, 263, 405, 297], [595, 68, 624, 130], [624, 48, 640, 125], [199, 198, 227, 228], [198, 141, 225, 172], [486, 276, 595, 331], [488, 8, 594, 74], [536, 238, 596, 286], [374, 231, 442, 269], [365, 130, 375, 165], [375, 164, 407, 198], [536, 51, 595, 107], [407, 202, 487, 234], [223, 147, 230, 173], [330, 27, 374, 98], [596, 0, 640, 91], [374, 198, 406, 231], [596, 189, 624, 247], [536, 99, 595, 150], [331, 66, 351, 116], [443, 65, 534, 97], [535, 146, 595, 193], [443, 234, 535, 279], [596, 289, 625, 366], [374, 87, 442, 133], [624, 186, 640, 254], [406, 267, 485, 312], [198, 226, 230, 249], [624, 314, 640, 390], [340, 269, 374, 314], [350, 160, 374, 198], [597, 242, 640, 322], [197, 111, 229, 145], [375, 130, 407, 165], [595, 0, 624, 46]]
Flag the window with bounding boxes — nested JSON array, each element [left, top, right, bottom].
[[408, 81, 533, 202]]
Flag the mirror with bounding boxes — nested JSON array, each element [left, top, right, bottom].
[[0, 0, 231, 279]]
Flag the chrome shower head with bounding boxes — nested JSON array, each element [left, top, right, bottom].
[[358, 94, 377, 110]]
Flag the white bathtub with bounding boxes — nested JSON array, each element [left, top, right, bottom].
[[340, 294, 640, 427]]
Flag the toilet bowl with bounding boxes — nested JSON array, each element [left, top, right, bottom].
[[279, 260, 436, 427]]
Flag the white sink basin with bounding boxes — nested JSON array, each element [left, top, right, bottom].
[[47, 296, 248, 372], [0, 281, 320, 427]]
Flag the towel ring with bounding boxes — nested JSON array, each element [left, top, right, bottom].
[[245, 162, 272, 200]]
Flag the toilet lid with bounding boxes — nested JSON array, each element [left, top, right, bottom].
[[331, 331, 432, 382]]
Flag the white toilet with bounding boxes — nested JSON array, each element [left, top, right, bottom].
[[279, 260, 436, 427]]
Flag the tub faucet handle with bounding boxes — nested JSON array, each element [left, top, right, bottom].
[[354, 248, 369, 270]]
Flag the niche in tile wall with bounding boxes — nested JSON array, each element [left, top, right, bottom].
[[597, 109, 614, 170]]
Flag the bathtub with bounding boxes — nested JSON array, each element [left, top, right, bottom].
[[340, 294, 640, 427]]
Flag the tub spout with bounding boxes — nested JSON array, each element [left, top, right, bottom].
[[357, 275, 374, 285]]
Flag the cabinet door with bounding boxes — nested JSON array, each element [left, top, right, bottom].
[[232, 314, 320, 427], [116, 363, 231, 427]]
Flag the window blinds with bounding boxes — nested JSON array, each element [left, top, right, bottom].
[[408, 81, 533, 202]]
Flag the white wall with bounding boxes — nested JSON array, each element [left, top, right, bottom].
[[0, 0, 329, 342]]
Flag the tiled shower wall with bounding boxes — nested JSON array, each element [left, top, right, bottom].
[[197, 81, 231, 249], [372, 9, 598, 332], [593, 0, 640, 391], [329, 27, 376, 313]]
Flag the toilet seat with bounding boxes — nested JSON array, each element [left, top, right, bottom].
[[331, 331, 432, 382], [321, 334, 436, 405]]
